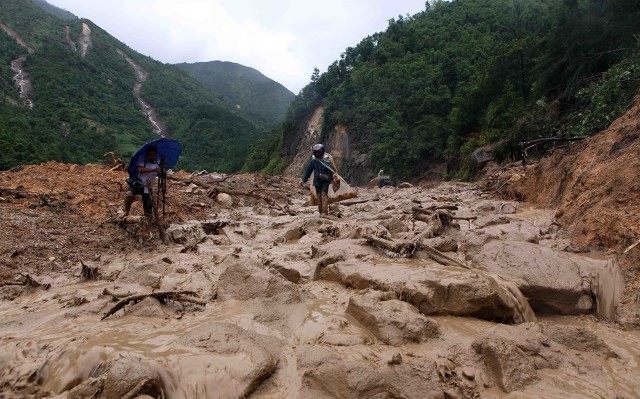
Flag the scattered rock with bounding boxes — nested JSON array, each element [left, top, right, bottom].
[[398, 182, 414, 189], [283, 224, 305, 241], [216, 193, 233, 208], [166, 222, 206, 245], [346, 290, 440, 346], [298, 346, 443, 399], [217, 260, 302, 303], [424, 236, 458, 252], [270, 263, 302, 284], [126, 296, 165, 318], [388, 353, 403, 365], [179, 322, 280, 398], [101, 358, 163, 399], [472, 336, 539, 393], [542, 324, 616, 356], [474, 215, 510, 229]]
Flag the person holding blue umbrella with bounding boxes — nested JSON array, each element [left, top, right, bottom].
[[120, 146, 160, 217], [119, 138, 182, 219]]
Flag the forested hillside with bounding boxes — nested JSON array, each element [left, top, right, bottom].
[[0, 0, 259, 172], [248, 0, 640, 180], [176, 61, 295, 130]]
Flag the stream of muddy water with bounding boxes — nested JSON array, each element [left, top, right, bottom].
[[1, 183, 638, 398]]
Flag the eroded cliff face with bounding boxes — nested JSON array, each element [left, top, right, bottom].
[[283, 108, 372, 184], [489, 94, 640, 327]]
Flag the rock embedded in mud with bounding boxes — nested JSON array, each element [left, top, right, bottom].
[[179, 322, 281, 398], [346, 290, 440, 346], [126, 296, 165, 318], [270, 263, 302, 284], [542, 324, 616, 356], [166, 222, 206, 245], [319, 262, 535, 323], [298, 346, 443, 398], [473, 241, 598, 315], [217, 260, 302, 303], [424, 236, 458, 252], [101, 358, 163, 399], [216, 193, 233, 208], [472, 337, 539, 393]]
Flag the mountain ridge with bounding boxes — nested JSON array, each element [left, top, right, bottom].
[[176, 60, 295, 130], [0, 0, 271, 172]]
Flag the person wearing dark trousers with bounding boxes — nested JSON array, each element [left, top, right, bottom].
[[301, 144, 338, 215], [121, 146, 160, 217]]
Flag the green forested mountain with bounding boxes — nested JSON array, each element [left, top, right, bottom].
[[0, 0, 259, 172], [248, 0, 640, 179], [176, 61, 295, 130]]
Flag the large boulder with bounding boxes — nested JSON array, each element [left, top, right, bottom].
[[298, 346, 444, 398], [472, 336, 538, 393], [217, 260, 302, 304], [318, 261, 535, 324], [472, 241, 597, 314], [178, 322, 281, 398], [346, 290, 440, 346], [101, 358, 163, 399]]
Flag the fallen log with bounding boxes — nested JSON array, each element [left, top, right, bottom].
[[341, 199, 370, 206], [1, 274, 51, 289], [101, 290, 206, 320], [363, 234, 416, 258], [416, 243, 469, 269]]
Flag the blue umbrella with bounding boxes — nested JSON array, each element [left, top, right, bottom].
[[127, 137, 182, 219], [127, 137, 182, 176]]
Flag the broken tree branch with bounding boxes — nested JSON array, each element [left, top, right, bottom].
[[101, 290, 205, 320], [363, 234, 416, 258]]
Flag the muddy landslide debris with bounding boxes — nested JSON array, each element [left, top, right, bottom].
[[0, 163, 639, 398]]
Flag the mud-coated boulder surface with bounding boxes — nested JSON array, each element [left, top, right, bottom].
[[217, 260, 302, 303], [298, 346, 443, 398], [346, 290, 440, 346], [166, 222, 206, 245], [473, 241, 595, 314], [542, 324, 616, 355], [102, 358, 163, 399], [179, 322, 281, 398], [318, 262, 534, 323], [472, 336, 538, 393]]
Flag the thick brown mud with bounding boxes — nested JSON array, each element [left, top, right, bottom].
[[1, 181, 639, 398]]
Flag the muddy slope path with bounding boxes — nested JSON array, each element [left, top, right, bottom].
[[0, 163, 639, 398]]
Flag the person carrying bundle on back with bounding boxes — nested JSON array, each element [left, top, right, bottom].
[[301, 144, 339, 215]]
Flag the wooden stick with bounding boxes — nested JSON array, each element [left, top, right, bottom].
[[416, 244, 469, 269], [101, 290, 204, 320], [363, 235, 416, 258]]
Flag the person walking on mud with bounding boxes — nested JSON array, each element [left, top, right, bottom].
[[120, 146, 160, 218], [301, 144, 338, 215]]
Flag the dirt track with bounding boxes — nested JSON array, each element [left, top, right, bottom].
[[1, 163, 639, 398]]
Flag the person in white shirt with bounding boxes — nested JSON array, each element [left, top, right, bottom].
[[121, 146, 160, 217]]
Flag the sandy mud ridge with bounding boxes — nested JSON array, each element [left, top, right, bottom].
[[0, 162, 639, 398]]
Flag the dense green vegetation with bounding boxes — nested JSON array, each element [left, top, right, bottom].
[[0, 0, 260, 172], [247, 0, 640, 179], [176, 61, 295, 130]]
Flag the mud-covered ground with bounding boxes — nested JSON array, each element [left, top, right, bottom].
[[1, 163, 639, 398]]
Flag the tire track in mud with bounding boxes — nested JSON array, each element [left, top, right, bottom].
[[116, 48, 166, 136], [0, 21, 34, 108]]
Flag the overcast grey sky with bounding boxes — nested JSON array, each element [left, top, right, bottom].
[[45, 0, 427, 93]]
